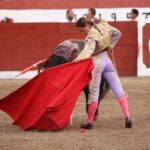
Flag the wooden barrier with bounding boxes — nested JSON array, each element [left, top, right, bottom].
[[0, 22, 138, 76], [143, 24, 150, 68], [0, 0, 149, 9]]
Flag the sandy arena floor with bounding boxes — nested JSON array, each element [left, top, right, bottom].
[[0, 77, 150, 150]]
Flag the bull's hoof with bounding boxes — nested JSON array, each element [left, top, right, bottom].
[[80, 123, 93, 129], [93, 114, 98, 121], [125, 117, 132, 128], [93, 109, 99, 121]]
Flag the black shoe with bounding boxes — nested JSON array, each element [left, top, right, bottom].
[[80, 123, 93, 129], [125, 117, 132, 128]]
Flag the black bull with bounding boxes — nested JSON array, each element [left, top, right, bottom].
[[38, 40, 109, 118]]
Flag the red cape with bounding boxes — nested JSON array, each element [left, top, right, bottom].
[[0, 58, 93, 131]]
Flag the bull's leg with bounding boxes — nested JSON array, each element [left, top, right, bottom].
[[83, 85, 89, 113]]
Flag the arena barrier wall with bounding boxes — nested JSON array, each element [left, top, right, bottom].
[[0, 0, 149, 9], [143, 24, 150, 68], [0, 22, 138, 78]]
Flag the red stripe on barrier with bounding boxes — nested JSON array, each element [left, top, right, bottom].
[[0, 0, 149, 9], [143, 24, 150, 68]]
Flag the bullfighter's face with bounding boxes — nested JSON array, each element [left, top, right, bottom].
[[78, 24, 91, 35]]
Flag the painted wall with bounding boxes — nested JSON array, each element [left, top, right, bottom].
[[0, 8, 150, 23], [143, 24, 150, 68], [0, 0, 149, 9], [0, 22, 138, 76]]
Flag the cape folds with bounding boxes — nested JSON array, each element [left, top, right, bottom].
[[0, 58, 93, 131]]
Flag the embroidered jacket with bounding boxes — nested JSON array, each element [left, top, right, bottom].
[[76, 21, 122, 60]]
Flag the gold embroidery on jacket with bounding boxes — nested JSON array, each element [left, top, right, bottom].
[[85, 22, 111, 55]]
